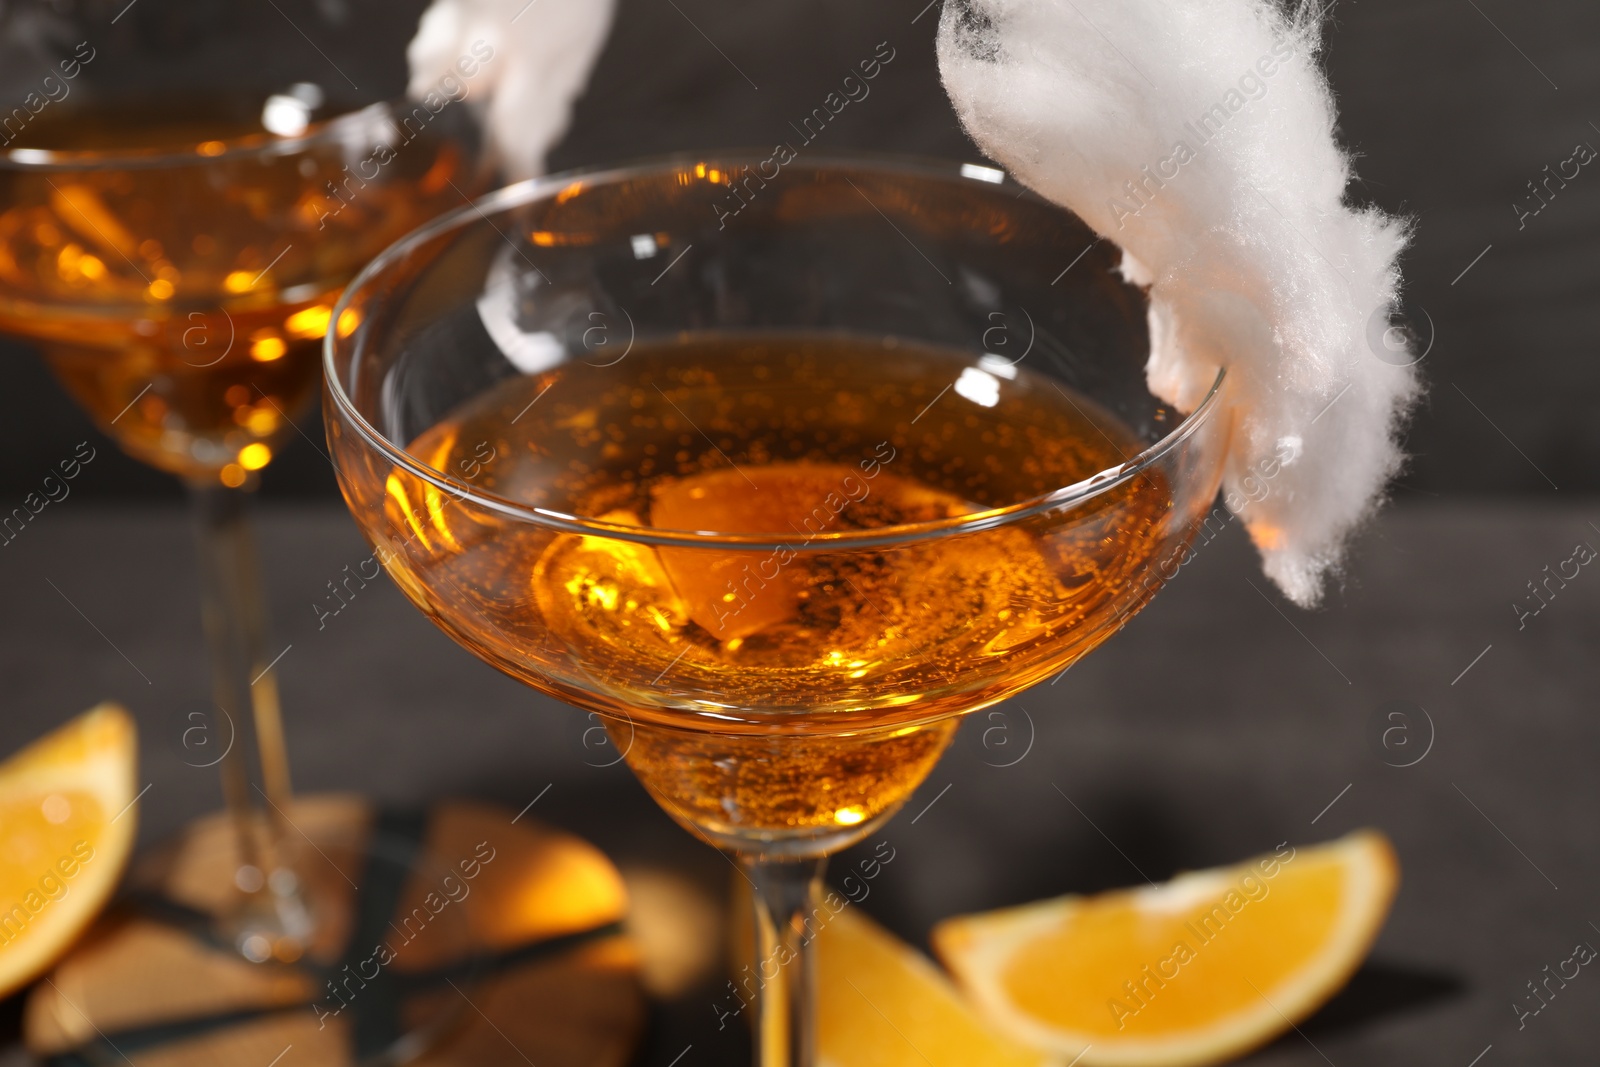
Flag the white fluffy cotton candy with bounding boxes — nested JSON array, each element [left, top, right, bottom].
[[407, 0, 615, 180], [938, 0, 1419, 606]]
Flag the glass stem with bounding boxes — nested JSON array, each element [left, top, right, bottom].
[[742, 854, 827, 1067], [189, 481, 305, 950]]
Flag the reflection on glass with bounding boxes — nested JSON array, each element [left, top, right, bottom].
[[327, 156, 1229, 1066]]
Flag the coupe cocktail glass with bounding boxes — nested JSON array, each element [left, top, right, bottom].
[[0, 1, 485, 972], [324, 154, 1229, 1066]]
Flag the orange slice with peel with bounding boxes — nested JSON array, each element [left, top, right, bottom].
[[817, 904, 1055, 1067], [0, 704, 138, 999], [932, 830, 1398, 1067]]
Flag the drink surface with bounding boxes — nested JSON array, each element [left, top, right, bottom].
[[377, 334, 1177, 845], [0, 99, 473, 483]]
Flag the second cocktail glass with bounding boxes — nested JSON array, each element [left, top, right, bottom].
[[324, 154, 1230, 1066], [0, 1, 487, 983]]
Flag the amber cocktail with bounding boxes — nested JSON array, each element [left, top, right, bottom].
[[325, 155, 1229, 1067]]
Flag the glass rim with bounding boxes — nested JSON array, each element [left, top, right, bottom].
[[0, 94, 413, 171], [324, 150, 1227, 551]]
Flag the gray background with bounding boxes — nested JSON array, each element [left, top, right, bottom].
[[1, 2, 1598, 1066], [0, 0, 1595, 500]]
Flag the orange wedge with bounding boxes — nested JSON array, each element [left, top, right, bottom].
[[817, 905, 1056, 1067], [932, 830, 1398, 1067], [0, 704, 138, 999]]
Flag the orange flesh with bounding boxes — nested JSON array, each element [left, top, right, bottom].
[[1001, 855, 1348, 1036]]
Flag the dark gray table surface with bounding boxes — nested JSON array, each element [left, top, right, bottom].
[[0, 498, 1595, 1065]]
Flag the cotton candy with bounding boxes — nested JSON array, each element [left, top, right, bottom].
[[407, 0, 615, 180], [938, 0, 1419, 606]]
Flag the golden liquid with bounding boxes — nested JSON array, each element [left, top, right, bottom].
[[379, 336, 1175, 846], [0, 101, 476, 482]]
